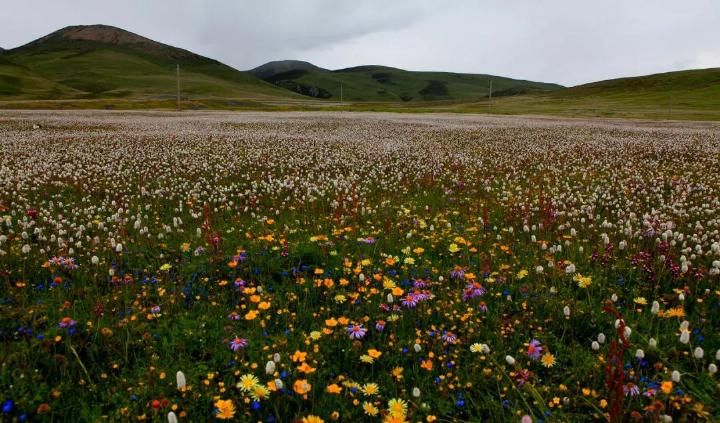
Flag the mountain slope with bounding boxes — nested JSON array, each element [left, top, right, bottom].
[[250, 61, 563, 101], [1, 25, 299, 101]]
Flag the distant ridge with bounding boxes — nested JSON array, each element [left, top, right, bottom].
[[250, 60, 563, 101]]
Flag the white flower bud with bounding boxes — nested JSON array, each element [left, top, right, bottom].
[[387, 293, 394, 304], [680, 330, 690, 344], [265, 360, 276, 375], [412, 387, 421, 398], [591, 341, 600, 351], [168, 411, 178, 423], [649, 338, 657, 348], [563, 306, 570, 317], [505, 355, 516, 365], [414, 343, 422, 353], [671, 370, 681, 382], [694, 347, 704, 359], [635, 349, 645, 359], [651, 301, 660, 314], [115, 243, 123, 253], [709, 364, 717, 374], [273, 353, 281, 363], [91, 255, 99, 265], [176, 371, 186, 389]]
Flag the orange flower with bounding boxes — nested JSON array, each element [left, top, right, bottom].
[[244, 310, 258, 320], [297, 362, 317, 374], [227, 260, 238, 269], [292, 350, 308, 362], [367, 349, 382, 359], [660, 381, 673, 394], [420, 359, 433, 371], [293, 379, 312, 395], [258, 301, 271, 310], [326, 383, 343, 394], [325, 318, 338, 327]]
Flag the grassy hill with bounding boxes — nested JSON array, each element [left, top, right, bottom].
[[421, 67, 720, 121], [0, 25, 299, 102], [249, 61, 563, 101]]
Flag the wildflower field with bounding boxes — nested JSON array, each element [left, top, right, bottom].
[[1, 111, 720, 422]]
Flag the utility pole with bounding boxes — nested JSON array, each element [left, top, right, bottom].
[[488, 79, 493, 110], [176, 63, 180, 111], [340, 83, 343, 103]]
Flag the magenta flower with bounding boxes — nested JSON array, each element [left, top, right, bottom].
[[229, 337, 248, 351], [527, 339, 543, 360], [347, 324, 367, 340]]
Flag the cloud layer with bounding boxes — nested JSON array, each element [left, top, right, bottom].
[[1, 0, 718, 85]]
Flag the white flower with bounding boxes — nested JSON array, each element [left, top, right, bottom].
[[412, 387, 421, 398], [535, 266, 543, 274], [413, 343, 422, 353], [671, 370, 681, 382], [694, 347, 704, 359], [265, 360, 276, 375], [564, 264, 576, 274], [611, 293, 618, 302], [176, 371, 186, 389], [651, 301, 660, 314], [115, 243, 123, 253], [91, 255, 99, 265], [716, 349, 720, 361], [709, 364, 717, 374], [591, 341, 600, 351], [273, 353, 281, 363], [649, 338, 657, 348], [387, 293, 394, 304], [660, 414, 673, 423], [168, 411, 178, 423], [274, 379, 284, 390], [563, 306, 570, 317], [679, 330, 690, 344], [505, 355, 516, 365], [597, 333, 606, 344], [623, 326, 632, 339], [635, 349, 645, 359]]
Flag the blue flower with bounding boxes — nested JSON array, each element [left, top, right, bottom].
[[2, 399, 14, 414]]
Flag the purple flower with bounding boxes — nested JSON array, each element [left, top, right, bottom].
[[441, 331, 458, 344], [234, 278, 246, 289], [150, 305, 161, 314], [462, 282, 486, 301], [229, 337, 248, 351], [401, 294, 418, 308], [347, 324, 367, 340], [450, 267, 466, 280], [375, 320, 386, 331], [526, 339, 542, 360]]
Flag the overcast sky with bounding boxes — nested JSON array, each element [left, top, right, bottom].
[[1, 0, 718, 86]]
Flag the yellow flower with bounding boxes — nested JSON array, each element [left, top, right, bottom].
[[448, 243, 460, 253], [516, 269, 528, 279], [541, 353, 556, 368], [302, 415, 325, 423], [214, 399, 235, 420], [180, 243, 191, 252], [633, 297, 647, 305], [236, 374, 259, 392], [159, 263, 172, 271], [362, 383, 380, 396], [573, 274, 592, 288], [387, 398, 408, 417], [362, 401, 379, 416]]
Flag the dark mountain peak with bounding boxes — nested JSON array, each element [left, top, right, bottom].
[[9, 24, 214, 65], [250, 60, 328, 79]]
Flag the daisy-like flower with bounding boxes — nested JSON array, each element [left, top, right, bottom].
[[363, 401, 379, 416], [237, 374, 260, 392], [527, 339, 543, 360], [249, 384, 270, 401], [229, 337, 248, 351], [387, 398, 408, 418], [302, 415, 325, 423], [347, 324, 367, 340], [362, 383, 380, 396], [541, 352, 556, 368]]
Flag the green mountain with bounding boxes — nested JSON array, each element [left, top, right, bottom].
[[249, 61, 564, 101], [0, 24, 297, 101]]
